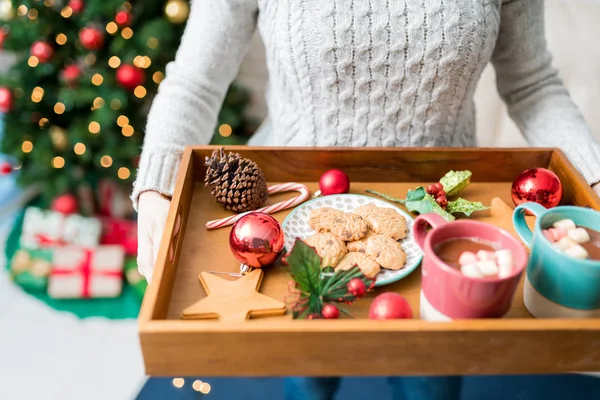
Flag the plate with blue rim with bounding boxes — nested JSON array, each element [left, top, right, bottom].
[[281, 194, 423, 287]]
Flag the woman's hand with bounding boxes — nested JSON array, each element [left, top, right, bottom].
[[137, 191, 171, 283], [594, 183, 600, 197]]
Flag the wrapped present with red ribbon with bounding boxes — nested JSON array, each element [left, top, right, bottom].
[[47, 245, 125, 299], [100, 217, 137, 256], [97, 179, 135, 219]]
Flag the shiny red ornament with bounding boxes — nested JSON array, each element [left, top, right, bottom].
[[347, 278, 366, 297], [51, 194, 79, 215], [0, 162, 12, 175], [116, 64, 145, 90], [115, 11, 132, 26], [321, 304, 339, 319], [0, 29, 8, 49], [511, 168, 563, 209], [0, 87, 13, 112], [368, 292, 413, 320], [79, 27, 104, 50], [319, 169, 350, 196], [30, 41, 53, 63], [68, 0, 85, 14], [229, 212, 284, 268], [60, 64, 82, 85]]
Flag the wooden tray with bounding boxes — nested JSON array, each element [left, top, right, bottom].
[[139, 147, 600, 377]]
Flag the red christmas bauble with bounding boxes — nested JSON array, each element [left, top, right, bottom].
[[511, 168, 563, 209], [319, 169, 350, 196], [321, 304, 339, 319], [116, 64, 145, 90], [347, 278, 366, 298], [115, 11, 132, 26], [61, 64, 82, 85], [51, 194, 79, 215], [229, 212, 284, 268], [0, 29, 8, 49], [0, 87, 13, 112], [79, 27, 104, 50], [68, 0, 85, 14], [0, 161, 12, 175], [369, 293, 413, 320], [30, 41, 53, 63]]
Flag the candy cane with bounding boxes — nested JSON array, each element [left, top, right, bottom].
[[205, 182, 310, 230]]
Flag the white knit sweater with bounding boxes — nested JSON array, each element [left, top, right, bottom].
[[132, 0, 600, 205]]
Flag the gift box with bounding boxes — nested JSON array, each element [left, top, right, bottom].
[[9, 248, 53, 291], [100, 217, 137, 256], [124, 257, 147, 299], [48, 245, 125, 299], [97, 179, 135, 219], [21, 206, 102, 249]]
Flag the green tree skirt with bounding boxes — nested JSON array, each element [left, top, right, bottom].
[[4, 207, 141, 320]]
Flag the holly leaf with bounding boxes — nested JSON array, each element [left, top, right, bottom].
[[283, 239, 322, 294], [447, 198, 490, 216], [405, 187, 455, 221], [440, 170, 472, 197]]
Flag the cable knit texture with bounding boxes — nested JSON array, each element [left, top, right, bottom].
[[132, 0, 600, 207]]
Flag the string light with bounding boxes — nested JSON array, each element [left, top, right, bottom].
[[219, 124, 232, 137], [100, 155, 113, 167], [133, 56, 143, 68], [54, 102, 65, 114], [28, 9, 38, 20], [110, 99, 121, 110], [38, 118, 49, 127], [84, 54, 96, 65], [52, 156, 65, 168], [108, 56, 121, 68], [143, 56, 151, 68], [55, 33, 67, 45], [22, 141, 33, 153], [44, 0, 55, 6], [88, 121, 100, 134], [17, 5, 28, 16], [92, 97, 105, 110], [13, 88, 24, 98], [121, 125, 134, 137], [106, 22, 118, 35], [152, 71, 164, 84], [121, 27, 133, 39], [199, 383, 211, 394], [28, 56, 39, 67], [31, 87, 44, 103], [192, 380, 202, 392], [172, 378, 184, 388], [61, 6, 73, 18], [118, 167, 130, 179], [117, 115, 129, 127], [146, 37, 158, 49], [74, 143, 86, 155], [134, 86, 146, 98], [91, 73, 103, 86]]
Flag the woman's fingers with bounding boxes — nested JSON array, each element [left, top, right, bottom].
[[137, 191, 172, 284]]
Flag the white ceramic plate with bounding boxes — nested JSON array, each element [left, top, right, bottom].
[[282, 194, 423, 286]]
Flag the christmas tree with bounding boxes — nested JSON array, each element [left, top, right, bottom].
[[0, 0, 252, 204]]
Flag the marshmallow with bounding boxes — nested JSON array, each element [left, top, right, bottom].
[[565, 244, 589, 259], [458, 251, 478, 266], [461, 264, 484, 278], [477, 260, 499, 277], [567, 227, 590, 244], [553, 219, 576, 231], [543, 229, 555, 243], [498, 263, 513, 279], [555, 236, 577, 251], [552, 228, 568, 241], [495, 249, 514, 268], [476, 250, 497, 261]]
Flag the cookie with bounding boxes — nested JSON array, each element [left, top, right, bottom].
[[308, 207, 343, 231], [346, 230, 376, 253], [335, 252, 381, 278], [304, 232, 348, 267], [309, 208, 369, 241], [353, 205, 408, 240], [365, 234, 406, 270]]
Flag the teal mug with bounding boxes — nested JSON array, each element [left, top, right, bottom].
[[513, 202, 600, 318]]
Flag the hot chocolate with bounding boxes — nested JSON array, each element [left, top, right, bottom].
[[543, 219, 600, 261], [435, 238, 496, 269], [435, 238, 515, 279]]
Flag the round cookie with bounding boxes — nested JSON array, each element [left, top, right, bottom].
[[335, 252, 381, 278], [308, 207, 343, 232], [365, 234, 407, 270], [304, 232, 348, 267], [346, 230, 376, 253], [353, 205, 408, 240], [310, 208, 369, 241]]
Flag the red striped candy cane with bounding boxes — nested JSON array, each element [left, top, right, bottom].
[[205, 182, 310, 230]]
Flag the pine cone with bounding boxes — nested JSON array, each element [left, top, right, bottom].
[[204, 148, 269, 213]]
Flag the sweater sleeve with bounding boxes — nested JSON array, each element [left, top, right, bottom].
[[491, 0, 600, 185], [131, 0, 258, 208]]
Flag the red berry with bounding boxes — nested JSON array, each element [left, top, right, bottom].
[[347, 278, 366, 297], [433, 182, 444, 192], [436, 195, 448, 209], [426, 184, 439, 196], [321, 304, 339, 319]]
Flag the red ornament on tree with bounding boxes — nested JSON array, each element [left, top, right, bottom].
[[60, 64, 82, 85], [0, 87, 13, 112], [116, 64, 145, 90], [369, 293, 413, 320], [319, 169, 350, 196], [68, 0, 85, 14], [51, 194, 79, 215], [79, 27, 104, 50], [30, 41, 54, 63], [0, 161, 12, 175], [229, 213, 284, 268], [321, 304, 339, 319], [347, 278, 366, 297], [115, 11, 132, 26], [511, 168, 563, 209], [0, 29, 8, 49]]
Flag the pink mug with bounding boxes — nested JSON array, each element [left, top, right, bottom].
[[413, 213, 527, 321]]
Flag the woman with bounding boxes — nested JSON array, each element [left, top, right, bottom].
[[133, 1, 600, 398]]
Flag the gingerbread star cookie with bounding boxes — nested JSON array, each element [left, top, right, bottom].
[[335, 252, 381, 278], [304, 232, 348, 267], [353, 205, 408, 240]]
